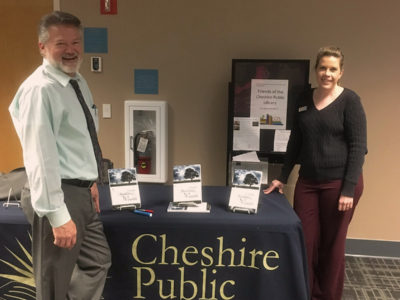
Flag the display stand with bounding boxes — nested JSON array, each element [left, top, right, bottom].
[[226, 59, 310, 185], [2, 188, 20, 208], [231, 207, 252, 214]]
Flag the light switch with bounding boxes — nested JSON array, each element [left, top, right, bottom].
[[91, 56, 102, 72], [103, 104, 111, 118]]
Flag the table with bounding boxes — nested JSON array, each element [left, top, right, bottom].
[[0, 185, 309, 300]]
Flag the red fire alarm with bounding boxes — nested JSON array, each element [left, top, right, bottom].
[[101, 0, 117, 15]]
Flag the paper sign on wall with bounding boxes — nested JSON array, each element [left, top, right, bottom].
[[134, 69, 159, 94], [84, 28, 108, 53]]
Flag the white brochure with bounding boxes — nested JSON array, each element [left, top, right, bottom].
[[108, 168, 141, 210], [273, 129, 291, 152], [233, 117, 260, 151], [173, 164, 202, 204], [228, 169, 262, 214]]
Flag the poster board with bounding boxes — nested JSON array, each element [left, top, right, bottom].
[[227, 59, 310, 167]]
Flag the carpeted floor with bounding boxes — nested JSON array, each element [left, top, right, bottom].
[[343, 255, 400, 300]]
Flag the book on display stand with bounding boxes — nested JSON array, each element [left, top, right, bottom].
[[108, 168, 141, 210], [169, 164, 210, 213], [228, 169, 262, 214]]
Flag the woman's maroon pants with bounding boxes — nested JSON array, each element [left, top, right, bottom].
[[294, 175, 363, 300]]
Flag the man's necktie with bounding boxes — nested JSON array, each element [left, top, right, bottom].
[[69, 79, 105, 184]]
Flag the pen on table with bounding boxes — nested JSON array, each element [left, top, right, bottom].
[[133, 210, 152, 217], [137, 209, 154, 213]]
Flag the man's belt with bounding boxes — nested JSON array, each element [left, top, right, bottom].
[[61, 179, 94, 188]]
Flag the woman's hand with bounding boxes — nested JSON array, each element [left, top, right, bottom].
[[338, 195, 353, 211], [263, 180, 284, 194]]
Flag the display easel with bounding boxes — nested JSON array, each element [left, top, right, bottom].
[[2, 188, 20, 208], [226, 59, 311, 185]]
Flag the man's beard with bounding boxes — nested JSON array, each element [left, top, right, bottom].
[[49, 56, 83, 75]]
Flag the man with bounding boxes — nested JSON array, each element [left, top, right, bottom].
[[9, 11, 111, 300]]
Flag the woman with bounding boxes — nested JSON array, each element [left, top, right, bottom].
[[264, 46, 367, 300]]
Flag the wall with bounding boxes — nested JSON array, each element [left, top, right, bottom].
[[0, 0, 53, 172], [4, 0, 399, 242]]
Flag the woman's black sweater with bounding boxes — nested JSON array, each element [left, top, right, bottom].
[[279, 88, 367, 197]]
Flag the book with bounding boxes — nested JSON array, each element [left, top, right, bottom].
[[167, 202, 210, 213], [228, 169, 262, 214], [172, 164, 202, 204], [108, 168, 141, 210]]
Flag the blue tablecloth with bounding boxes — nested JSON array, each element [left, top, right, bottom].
[[0, 185, 309, 300]]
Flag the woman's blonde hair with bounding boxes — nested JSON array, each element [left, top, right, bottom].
[[314, 46, 344, 70]]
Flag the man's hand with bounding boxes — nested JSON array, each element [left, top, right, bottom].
[[90, 182, 100, 213], [52, 219, 77, 249], [263, 180, 284, 194], [338, 195, 354, 211]]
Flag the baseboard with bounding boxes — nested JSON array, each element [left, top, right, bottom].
[[345, 238, 400, 258]]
